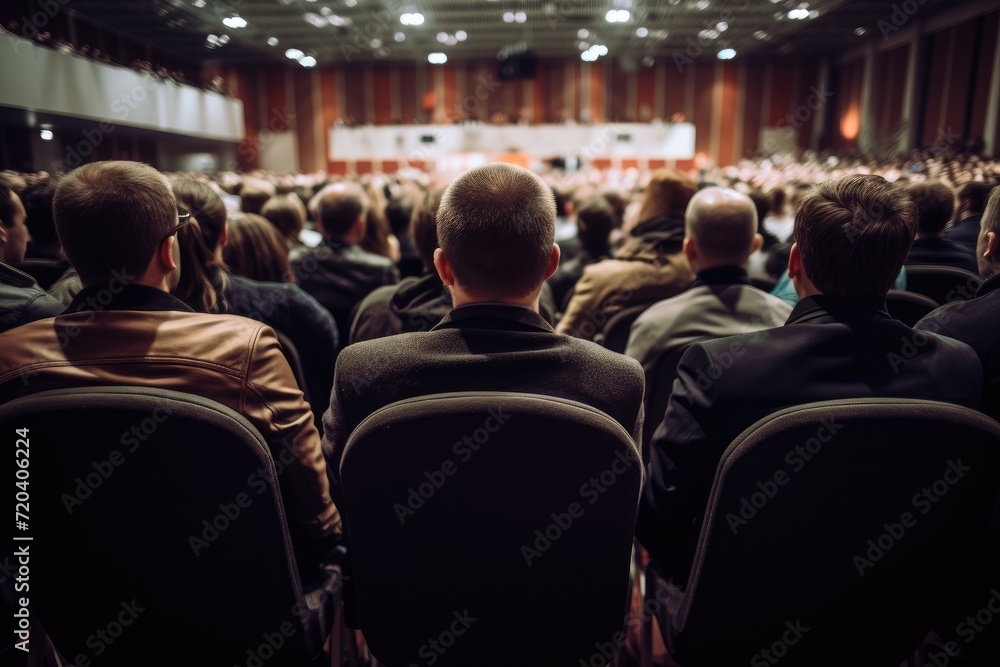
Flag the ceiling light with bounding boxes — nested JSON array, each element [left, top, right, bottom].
[[267, 37, 279, 46], [370, 38, 382, 48], [636, 27, 648, 37], [327, 15, 350, 26], [394, 32, 406, 42], [582, 51, 596, 61], [854, 27, 866, 36], [40, 129, 53, 141], [300, 56, 317, 67], [445, 35, 457, 45], [345, 0, 357, 6], [718, 48, 736, 59], [788, 8, 809, 19], [455, 30, 467, 41], [716, 22, 728, 31], [503, 11, 514, 22], [304, 13, 327, 27], [514, 11, 526, 23], [285, 48, 305, 60], [642, 56, 655, 67], [596, 44, 608, 56], [753, 30, 770, 40], [193, 0, 206, 7], [218, 34, 230, 44], [428, 52, 447, 64], [693, 0, 710, 9], [606, 9, 629, 22], [437, 31, 448, 42], [400, 12, 424, 26], [698, 29, 720, 40], [578, 29, 589, 39], [222, 16, 247, 28]]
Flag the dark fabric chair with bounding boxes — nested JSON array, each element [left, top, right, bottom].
[[16, 258, 70, 290], [275, 329, 310, 404], [904, 265, 983, 306], [597, 302, 656, 354], [340, 391, 643, 667], [885, 289, 940, 327], [642, 344, 692, 462], [649, 398, 1000, 667], [0, 387, 343, 667]]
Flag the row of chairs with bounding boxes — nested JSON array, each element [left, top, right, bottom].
[[2, 386, 998, 666]]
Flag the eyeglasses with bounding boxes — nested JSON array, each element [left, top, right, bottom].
[[158, 207, 191, 246]]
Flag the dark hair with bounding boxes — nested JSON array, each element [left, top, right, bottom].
[[239, 182, 273, 215], [794, 174, 916, 298], [172, 178, 227, 252], [260, 195, 305, 246], [317, 184, 367, 239], [173, 217, 229, 313], [636, 169, 697, 225], [749, 190, 780, 249], [956, 181, 993, 215], [436, 162, 555, 299], [907, 181, 954, 235], [223, 212, 296, 284], [20, 179, 58, 245], [361, 188, 394, 258], [385, 195, 416, 236], [575, 197, 615, 250], [54, 161, 176, 286], [0, 180, 15, 229], [412, 190, 442, 272]]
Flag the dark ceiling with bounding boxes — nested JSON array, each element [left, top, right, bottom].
[[61, 0, 961, 66]]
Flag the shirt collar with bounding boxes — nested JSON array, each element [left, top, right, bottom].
[[432, 302, 554, 333], [787, 294, 890, 325], [692, 265, 749, 287], [977, 273, 1000, 297], [67, 283, 195, 314]]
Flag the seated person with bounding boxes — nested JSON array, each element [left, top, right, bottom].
[[547, 196, 615, 310], [223, 211, 298, 284], [637, 174, 982, 586], [944, 181, 993, 254], [0, 161, 341, 575], [0, 180, 63, 333], [904, 181, 978, 274], [322, 162, 645, 509]]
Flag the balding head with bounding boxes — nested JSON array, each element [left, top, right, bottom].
[[684, 186, 761, 270], [315, 182, 367, 240]]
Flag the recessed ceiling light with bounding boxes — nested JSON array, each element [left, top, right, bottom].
[[514, 11, 526, 23], [40, 129, 53, 141], [503, 11, 514, 23], [716, 22, 728, 31], [636, 27, 648, 37], [300, 56, 317, 67], [267, 37, 279, 46], [222, 16, 247, 28], [854, 27, 866, 36], [428, 52, 447, 64], [455, 30, 467, 41], [753, 30, 771, 40], [285, 48, 304, 60], [578, 29, 589, 39], [788, 8, 809, 20], [394, 32, 406, 42], [193, 0, 206, 7], [718, 48, 736, 59], [437, 32, 448, 42]]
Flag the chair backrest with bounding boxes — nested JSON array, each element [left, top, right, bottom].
[[885, 289, 940, 326], [666, 398, 1000, 666], [274, 329, 310, 403], [0, 387, 320, 666], [17, 258, 69, 290], [904, 265, 982, 305], [598, 302, 656, 353], [642, 344, 692, 459], [340, 392, 643, 667]]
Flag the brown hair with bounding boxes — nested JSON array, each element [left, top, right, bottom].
[[636, 169, 697, 225], [436, 162, 555, 299], [173, 217, 229, 313], [907, 181, 954, 235], [412, 189, 443, 272], [54, 161, 176, 286], [171, 177, 228, 252], [260, 194, 306, 247], [223, 211, 296, 284], [794, 174, 917, 298], [316, 183, 367, 239]]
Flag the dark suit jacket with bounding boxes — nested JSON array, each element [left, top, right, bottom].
[[322, 303, 645, 508], [916, 274, 1000, 422], [637, 294, 983, 583], [905, 236, 979, 274], [0, 262, 64, 334], [290, 239, 399, 344], [944, 214, 982, 253]]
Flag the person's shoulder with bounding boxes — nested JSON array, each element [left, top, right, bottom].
[[559, 334, 644, 377], [917, 289, 997, 335]]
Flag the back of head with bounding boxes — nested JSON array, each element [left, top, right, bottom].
[[636, 169, 697, 226], [174, 217, 228, 313], [54, 161, 176, 286], [907, 181, 954, 235], [685, 186, 758, 264], [794, 174, 916, 299], [575, 197, 615, 250], [957, 181, 993, 216], [317, 183, 367, 240], [239, 179, 276, 215], [436, 162, 555, 299], [979, 187, 1000, 279], [172, 177, 227, 253], [385, 195, 416, 237], [223, 211, 296, 284], [260, 194, 306, 245], [21, 179, 59, 248]]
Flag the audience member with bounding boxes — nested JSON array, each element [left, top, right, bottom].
[[636, 174, 982, 586], [557, 169, 696, 340], [626, 187, 792, 398], [223, 211, 297, 284], [945, 181, 993, 253], [547, 196, 615, 309], [20, 179, 63, 261], [904, 181, 978, 273], [0, 161, 342, 576], [291, 182, 400, 345], [385, 193, 422, 278], [172, 178, 338, 414], [239, 178, 276, 215], [173, 213, 228, 313], [917, 185, 1000, 421], [260, 194, 307, 250], [322, 163, 645, 509], [0, 180, 64, 333], [359, 180, 400, 262]]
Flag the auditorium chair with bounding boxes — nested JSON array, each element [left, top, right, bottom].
[[641, 344, 693, 462], [885, 289, 940, 326], [275, 329, 310, 404], [0, 386, 348, 667], [643, 398, 1000, 666], [596, 302, 657, 354], [903, 265, 983, 306], [339, 391, 643, 667]]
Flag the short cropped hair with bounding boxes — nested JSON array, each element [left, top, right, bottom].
[[957, 181, 994, 215], [907, 181, 954, 235], [794, 174, 917, 299], [54, 161, 177, 286], [260, 194, 306, 246], [575, 197, 615, 250], [172, 178, 227, 252], [436, 162, 555, 299], [317, 183, 367, 239]]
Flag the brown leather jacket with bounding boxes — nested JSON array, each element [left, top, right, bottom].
[[0, 285, 341, 544]]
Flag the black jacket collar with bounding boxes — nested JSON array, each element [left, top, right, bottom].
[[433, 302, 554, 333], [977, 273, 1000, 298], [67, 284, 194, 314], [0, 262, 39, 289], [692, 266, 749, 288], [787, 294, 890, 325]]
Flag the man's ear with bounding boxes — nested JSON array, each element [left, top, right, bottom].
[[159, 235, 179, 273], [985, 231, 998, 260], [433, 248, 455, 287], [787, 242, 802, 278], [218, 224, 228, 248], [751, 233, 764, 254], [543, 243, 561, 281], [683, 236, 698, 263]]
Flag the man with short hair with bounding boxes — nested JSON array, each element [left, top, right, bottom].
[[322, 162, 645, 507], [0, 180, 64, 333], [291, 182, 399, 345], [904, 181, 978, 273], [637, 175, 981, 584], [626, 187, 792, 396], [547, 196, 616, 309], [945, 181, 994, 253], [0, 161, 341, 573]]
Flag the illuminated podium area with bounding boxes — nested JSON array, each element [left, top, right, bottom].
[[329, 122, 696, 173]]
